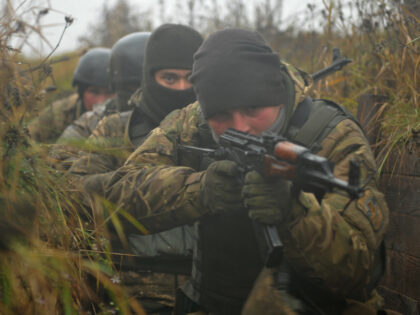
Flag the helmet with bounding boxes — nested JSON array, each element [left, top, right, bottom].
[[109, 32, 150, 91], [72, 47, 111, 87]]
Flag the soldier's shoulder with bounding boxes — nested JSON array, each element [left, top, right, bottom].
[[74, 105, 107, 133], [157, 102, 202, 146], [319, 117, 374, 168], [99, 110, 131, 127], [160, 101, 201, 128], [91, 110, 132, 139], [326, 118, 366, 144], [76, 109, 95, 123], [184, 101, 201, 115]]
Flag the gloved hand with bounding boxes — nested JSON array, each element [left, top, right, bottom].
[[242, 171, 292, 224], [200, 160, 243, 213]]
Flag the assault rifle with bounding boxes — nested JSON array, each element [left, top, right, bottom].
[[180, 128, 363, 267], [311, 47, 352, 82]]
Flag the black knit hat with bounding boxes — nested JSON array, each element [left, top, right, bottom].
[[190, 28, 292, 119]]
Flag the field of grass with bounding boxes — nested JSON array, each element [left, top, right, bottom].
[[0, 0, 418, 314], [276, 1, 419, 175]]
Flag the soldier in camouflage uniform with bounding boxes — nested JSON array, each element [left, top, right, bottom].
[[69, 24, 203, 315], [57, 32, 150, 141], [27, 48, 114, 142], [69, 24, 203, 191], [103, 29, 390, 315]]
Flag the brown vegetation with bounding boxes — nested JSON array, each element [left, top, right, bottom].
[[0, 0, 418, 313]]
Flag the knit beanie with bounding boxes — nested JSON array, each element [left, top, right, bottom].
[[190, 28, 293, 119]]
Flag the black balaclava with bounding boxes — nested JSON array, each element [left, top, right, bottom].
[[138, 23, 203, 125], [190, 28, 294, 119], [116, 84, 138, 111]]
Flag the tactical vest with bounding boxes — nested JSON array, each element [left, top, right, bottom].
[[125, 106, 157, 148], [183, 97, 366, 314], [113, 106, 197, 275]]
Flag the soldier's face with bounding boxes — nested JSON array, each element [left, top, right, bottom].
[[154, 69, 192, 90], [208, 105, 283, 136], [83, 86, 114, 111]]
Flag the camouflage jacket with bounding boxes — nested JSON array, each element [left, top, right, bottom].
[[104, 65, 389, 307], [68, 88, 150, 178], [66, 110, 132, 180], [27, 93, 83, 143], [57, 97, 119, 142], [68, 89, 196, 259]]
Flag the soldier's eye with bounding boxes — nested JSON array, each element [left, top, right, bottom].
[[242, 107, 261, 117], [161, 73, 178, 84]]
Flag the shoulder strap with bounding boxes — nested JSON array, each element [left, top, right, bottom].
[[287, 98, 360, 152], [126, 107, 156, 148]]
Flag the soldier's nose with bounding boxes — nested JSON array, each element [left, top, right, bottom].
[[178, 79, 191, 90], [231, 111, 251, 133]]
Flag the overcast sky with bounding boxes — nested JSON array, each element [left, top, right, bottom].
[[14, 0, 322, 57]]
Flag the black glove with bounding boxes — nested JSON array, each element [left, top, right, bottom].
[[200, 160, 243, 213], [242, 171, 292, 224]]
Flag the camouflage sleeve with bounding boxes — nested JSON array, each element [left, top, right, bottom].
[[69, 113, 129, 176], [105, 102, 205, 234], [280, 119, 389, 297]]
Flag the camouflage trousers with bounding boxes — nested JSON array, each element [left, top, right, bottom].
[[119, 270, 189, 314]]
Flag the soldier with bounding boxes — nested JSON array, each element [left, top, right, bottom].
[[27, 48, 113, 142], [104, 28, 390, 314], [69, 23, 203, 189], [58, 32, 150, 141], [69, 24, 203, 315]]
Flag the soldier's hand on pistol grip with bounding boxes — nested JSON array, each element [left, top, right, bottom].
[[242, 171, 293, 224], [200, 160, 243, 213]]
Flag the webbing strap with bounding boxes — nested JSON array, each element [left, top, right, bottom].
[[293, 100, 340, 149], [125, 108, 155, 148]]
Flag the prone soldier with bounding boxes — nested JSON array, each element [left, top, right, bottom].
[[103, 28, 390, 315], [27, 48, 114, 142], [69, 23, 203, 191], [57, 32, 150, 141], [69, 24, 204, 314]]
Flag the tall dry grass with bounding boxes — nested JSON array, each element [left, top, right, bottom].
[[277, 0, 419, 175], [0, 0, 418, 313], [1, 2, 145, 314]]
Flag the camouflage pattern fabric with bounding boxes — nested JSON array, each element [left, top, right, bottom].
[[104, 64, 389, 313], [67, 110, 132, 187], [57, 97, 119, 142], [66, 91, 195, 314], [27, 93, 83, 143], [47, 98, 125, 172], [68, 88, 145, 180]]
